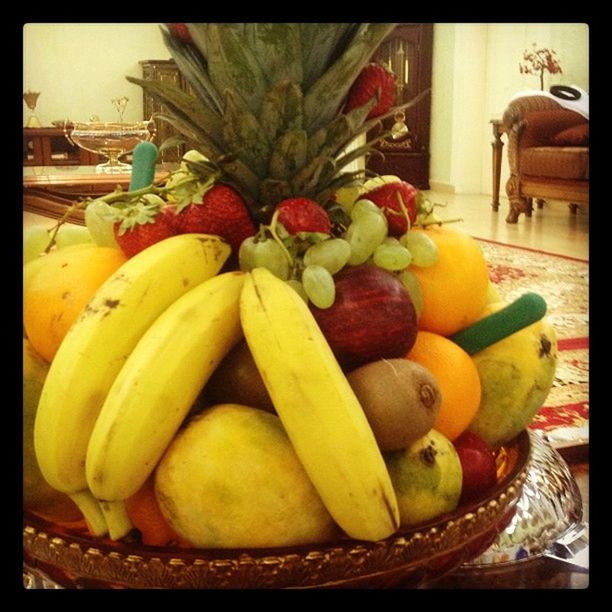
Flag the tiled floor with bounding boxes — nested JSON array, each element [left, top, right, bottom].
[[423, 192, 589, 261]]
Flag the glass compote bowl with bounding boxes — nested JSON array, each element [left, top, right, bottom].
[[65, 120, 155, 174]]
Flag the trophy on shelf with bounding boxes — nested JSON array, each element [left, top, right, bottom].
[[23, 91, 42, 128], [64, 97, 156, 174]]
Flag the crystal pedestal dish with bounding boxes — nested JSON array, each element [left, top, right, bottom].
[[64, 121, 155, 174], [23, 431, 529, 589]]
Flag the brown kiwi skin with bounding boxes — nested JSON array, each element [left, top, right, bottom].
[[205, 340, 276, 413], [347, 358, 441, 452]]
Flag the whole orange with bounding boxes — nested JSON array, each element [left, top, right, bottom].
[[406, 330, 481, 441], [23, 246, 127, 362], [409, 226, 489, 337]]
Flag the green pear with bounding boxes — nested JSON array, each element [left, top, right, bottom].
[[155, 404, 338, 548], [385, 429, 462, 527], [468, 305, 558, 449], [23, 339, 81, 522]]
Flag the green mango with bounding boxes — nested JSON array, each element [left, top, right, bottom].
[[468, 304, 558, 449], [385, 429, 462, 527]]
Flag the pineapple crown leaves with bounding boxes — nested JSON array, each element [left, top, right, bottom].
[[130, 23, 407, 214]]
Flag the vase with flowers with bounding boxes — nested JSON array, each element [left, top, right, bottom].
[[519, 44, 562, 90]]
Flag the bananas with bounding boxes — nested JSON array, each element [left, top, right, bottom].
[[34, 234, 231, 535], [240, 268, 400, 542], [86, 271, 245, 538]]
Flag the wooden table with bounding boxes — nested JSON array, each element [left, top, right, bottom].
[[23, 165, 175, 224]]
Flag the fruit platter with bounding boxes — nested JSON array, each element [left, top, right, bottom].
[[23, 24, 567, 589]]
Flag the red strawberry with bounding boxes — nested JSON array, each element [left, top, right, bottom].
[[113, 204, 177, 258], [168, 23, 193, 44], [362, 181, 418, 236], [345, 63, 397, 119], [173, 183, 256, 252], [276, 198, 332, 237]]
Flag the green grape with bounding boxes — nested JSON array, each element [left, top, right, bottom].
[[350, 198, 385, 223], [401, 231, 439, 267], [302, 264, 335, 309], [238, 236, 258, 271], [253, 239, 290, 280], [23, 225, 51, 264], [398, 269, 424, 318], [85, 199, 120, 248], [303, 238, 351, 274], [345, 214, 388, 266], [373, 238, 412, 271], [55, 224, 94, 249], [285, 279, 309, 303]]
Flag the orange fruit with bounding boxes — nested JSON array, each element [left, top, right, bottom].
[[23, 246, 127, 362], [410, 226, 489, 337], [406, 330, 481, 441], [126, 475, 183, 547]]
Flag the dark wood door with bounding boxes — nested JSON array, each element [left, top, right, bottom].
[[366, 24, 433, 189]]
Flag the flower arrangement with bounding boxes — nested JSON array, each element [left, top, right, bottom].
[[519, 44, 562, 90]]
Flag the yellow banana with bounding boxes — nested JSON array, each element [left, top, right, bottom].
[[240, 267, 400, 542], [86, 272, 245, 539], [34, 234, 230, 535]]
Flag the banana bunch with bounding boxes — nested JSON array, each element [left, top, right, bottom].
[[240, 268, 400, 542], [34, 234, 233, 537], [86, 271, 245, 537]]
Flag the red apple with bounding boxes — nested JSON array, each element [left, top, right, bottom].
[[453, 431, 498, 505], [310, 265, 417, 371]]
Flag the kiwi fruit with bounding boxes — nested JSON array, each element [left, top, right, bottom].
[[205, 340, 275, 413], [347, 358, 441, 451]]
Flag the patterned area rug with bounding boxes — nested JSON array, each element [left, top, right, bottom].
[[477, 239, 589, 450]]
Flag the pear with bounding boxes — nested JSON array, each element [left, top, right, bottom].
[[385, 429, 462, 526], [155, 404, 338, 548], [23, 339, 81, 522], [468, 303, 558, 449]]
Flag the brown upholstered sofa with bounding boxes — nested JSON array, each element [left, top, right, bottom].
[[502, 95, 589, 223]]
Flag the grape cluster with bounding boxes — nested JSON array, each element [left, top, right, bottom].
[[238, 197, 440, 311]]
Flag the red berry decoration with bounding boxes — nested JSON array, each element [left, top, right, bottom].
[[276, 198, 332, 237], [345, 63, 397, 120], [362, 181, 418, 236], [168, 23, 193, 44]]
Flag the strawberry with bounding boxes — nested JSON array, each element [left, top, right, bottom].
[[345, 63, 396, 120], [276, 198, 332, 238], [173, 183, 256, 252], [168, 23, 193, 44], [362, 181, 418, 236], [113, 201, 177, 258]]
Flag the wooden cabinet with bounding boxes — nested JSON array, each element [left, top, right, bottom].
[[366, 24, 433, 189], [23, 128, 99, 166], [140, 59, 193, 163]]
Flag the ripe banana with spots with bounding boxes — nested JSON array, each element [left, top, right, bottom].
[[34, 234, 231, 535], [85, 271, 245, 539], [240, 267, 400, 542]]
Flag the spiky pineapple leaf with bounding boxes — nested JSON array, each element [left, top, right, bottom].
[[162, 26, 224, 115], [201, 24, 269, 115], [126, 75, 224, 156], [303, 23, 396, 133], [268, 130, 308, 181], [223, 90, 271, 179], [299, 23, 360, 90], [259, 81, 304, 143], [244, 23, 303, 87]]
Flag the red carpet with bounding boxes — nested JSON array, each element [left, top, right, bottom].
[[477, 238, 589, 449]]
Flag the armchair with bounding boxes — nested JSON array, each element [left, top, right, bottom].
[[502, 95, 589, 223]]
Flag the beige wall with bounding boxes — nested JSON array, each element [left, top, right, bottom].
[[23, 23, 588, 196], [23, 23, 169, 125], [430, 23, 589, 195]]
